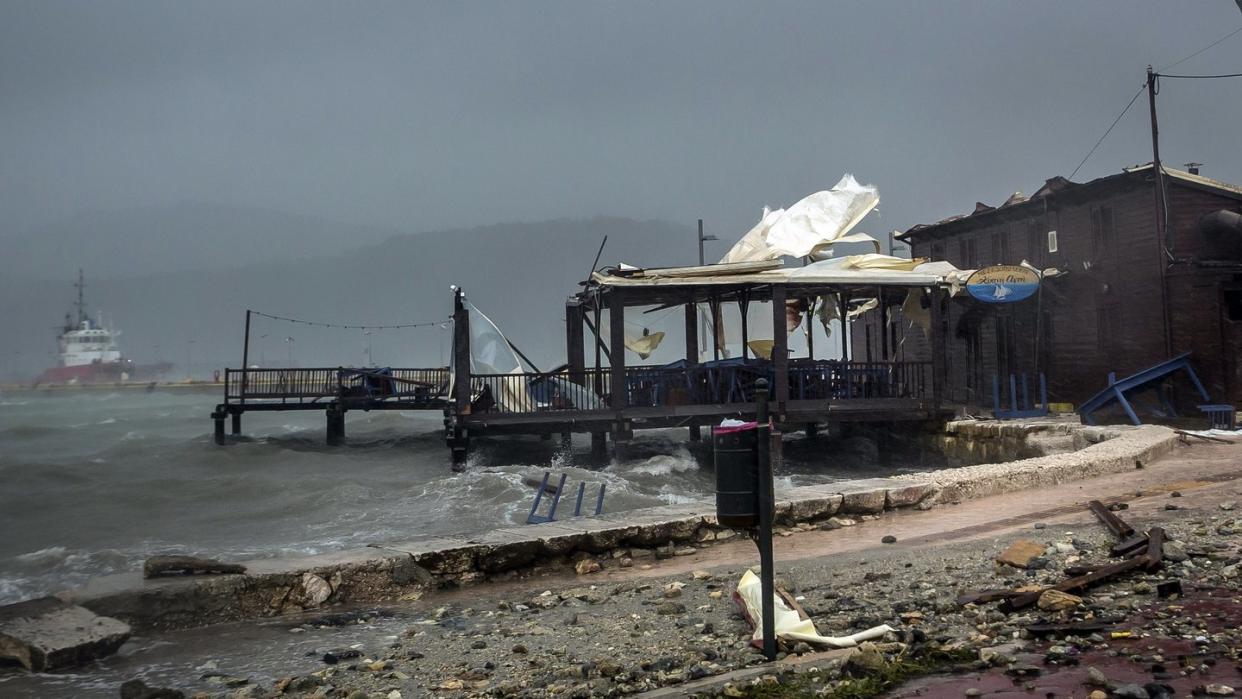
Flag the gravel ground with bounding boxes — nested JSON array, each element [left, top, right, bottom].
[[110, 479, 1242, 699]]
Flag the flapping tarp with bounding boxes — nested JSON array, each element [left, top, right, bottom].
[[719, 175, 881, 264]]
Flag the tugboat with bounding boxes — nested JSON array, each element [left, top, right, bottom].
[[34, 270, 170, 385]]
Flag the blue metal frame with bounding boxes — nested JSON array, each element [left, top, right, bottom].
[[1078, 352, 1211, 426], [526, 471, 606, 524], [992, 372, 1049, 420]]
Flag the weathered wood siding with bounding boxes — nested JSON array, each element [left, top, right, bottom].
[[853, 175, 1242, 410]]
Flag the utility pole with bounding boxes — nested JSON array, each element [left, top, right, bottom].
[[697, 219, 718, 357], [1147, 65, 1174, 358]]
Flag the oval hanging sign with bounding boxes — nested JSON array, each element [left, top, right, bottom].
[[966, 265, 1040, 303]]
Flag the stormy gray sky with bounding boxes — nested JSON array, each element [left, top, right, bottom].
[[4, 1, 1241, 242]]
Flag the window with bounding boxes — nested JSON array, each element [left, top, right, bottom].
[[1026, 222, 1042, 266], [1225, 289, 1242, 322], [1048, 230, 1059, 254], [1091, 205, 1114, 259]]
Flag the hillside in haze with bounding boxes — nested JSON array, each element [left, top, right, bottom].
[[1, 212, 703, 379], [3, 203, 406, 281]]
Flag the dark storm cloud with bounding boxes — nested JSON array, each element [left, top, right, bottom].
[[4, 1, 1241, 239]]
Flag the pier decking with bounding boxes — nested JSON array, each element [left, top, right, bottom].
[[445, 259, 955, 464], [210, 366, 448, 444]]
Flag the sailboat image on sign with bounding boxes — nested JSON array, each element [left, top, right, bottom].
[[966, 265, 1039, 304]]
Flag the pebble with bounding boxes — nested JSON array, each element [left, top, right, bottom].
[[881, 535, 897, 544], [1221, 501, 1237, 511], [965, 689, 983, 697]]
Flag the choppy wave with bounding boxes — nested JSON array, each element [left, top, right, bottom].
[[0, 391, 942, 605]]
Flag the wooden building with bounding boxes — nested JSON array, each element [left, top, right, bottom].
[[851, 164, 1242, 412]]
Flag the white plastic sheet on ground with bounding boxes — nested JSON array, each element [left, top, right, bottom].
[[467, 301, 532, 412], [735, 570, 895, 648], [720, 175, 880, 264]]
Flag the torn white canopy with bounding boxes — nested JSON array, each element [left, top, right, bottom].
[[467, 301, 532, 412], [720, 174, 880, 264]]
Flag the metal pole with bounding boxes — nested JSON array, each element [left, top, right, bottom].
[[754, 378, 776, 661], [241, 310, 251, 407], [1147, 66, 1174, 358]]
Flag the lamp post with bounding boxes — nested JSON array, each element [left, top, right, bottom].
[[363, 331, 374, 367], [258, 334, 268, 367], [697, 219, 719, 356], [285, 336, 295, 367]]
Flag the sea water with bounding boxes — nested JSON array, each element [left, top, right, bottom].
[[0, 388, 942, 605]]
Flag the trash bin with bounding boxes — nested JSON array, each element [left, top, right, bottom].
[[714, 422, 761, 528]]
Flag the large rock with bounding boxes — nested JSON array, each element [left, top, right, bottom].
[[996, 540, 1046, 569], [143, 555, 246, 578], [0, 597, 131, 671]]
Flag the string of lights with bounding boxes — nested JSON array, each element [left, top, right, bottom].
[[249, 309, 449, 331]]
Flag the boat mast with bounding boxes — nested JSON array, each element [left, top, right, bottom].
[[74, 268, 86, 326]]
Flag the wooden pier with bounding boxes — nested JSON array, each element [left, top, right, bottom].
[[211, 367, 448, 444]]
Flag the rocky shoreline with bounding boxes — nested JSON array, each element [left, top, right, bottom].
[[105, 444, 1240, 699]]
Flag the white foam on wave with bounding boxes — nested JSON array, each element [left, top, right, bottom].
[[620, 454, 698, 477], [98, 417, 118, 424], [15, 546, 68, 564]]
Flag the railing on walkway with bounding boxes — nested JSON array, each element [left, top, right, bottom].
[[467, 360, 932, 415], [223, 367, 450, 406]]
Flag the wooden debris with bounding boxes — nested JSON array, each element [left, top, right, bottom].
[[143, 555, 246, 578], [1088, 499, 1136, 538], [1001, 554, 1153, 612]]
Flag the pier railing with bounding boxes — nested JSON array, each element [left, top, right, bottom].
[[224, 367, 450, 406], [467, 360, 931, 415]]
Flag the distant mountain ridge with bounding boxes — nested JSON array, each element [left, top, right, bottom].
[[3, 202, 407, 281], [1, 209, 698, 378]]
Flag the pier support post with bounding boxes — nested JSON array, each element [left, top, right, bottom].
[[590, 432, 607, 459], [685, 293, 701, 443], [560, 431, 573, 449], [230, 412, 241, 436], [326, 405, 345, 445], [449, 428, 469, 470], [211, 409, 226, 445]]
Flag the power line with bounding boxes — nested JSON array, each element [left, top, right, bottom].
[[1157, 26, 1242, 72], [1157, 71, 1242, 79], [1068, 84, 1146, 181], [250, 310, 448, 330]]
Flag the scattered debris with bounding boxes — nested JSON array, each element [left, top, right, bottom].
[[143, 555, 246, 578], [996, 539, 1046, 569], [0, 597, 131, 671]]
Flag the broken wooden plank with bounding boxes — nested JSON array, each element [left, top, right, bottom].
[[1000, 554, 1151, 612], [1088, 499, 1136, 539], [1110, 534, 1150, 558], [1144, 527, 1166, 571], [956, 589, 1022, 606], [1174, 429, 1233, 444]]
